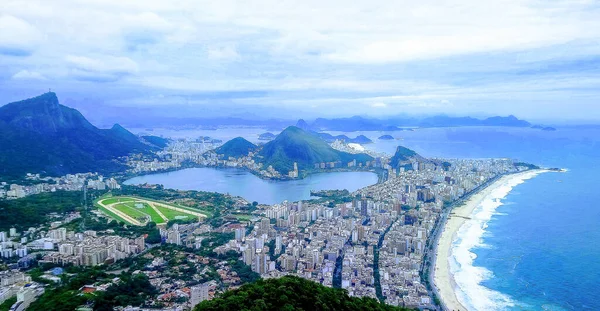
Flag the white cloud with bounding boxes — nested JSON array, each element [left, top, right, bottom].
[[0, 15, 43, 55], [66, 55, 139, 74], [12, 70, 46, 80], [206, 45, 240, 61], [371, 102, 387, 108], [0, 0, 599, 119]]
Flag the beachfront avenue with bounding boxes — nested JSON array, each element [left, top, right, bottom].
[[213, 158, 524, 309]]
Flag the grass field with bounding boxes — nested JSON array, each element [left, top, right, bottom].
[[155, 205, 196, 221], [96, 196, 204, 226]]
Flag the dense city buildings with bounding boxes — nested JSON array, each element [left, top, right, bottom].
[[214, 158, 519, 308], [0, 173, 120, 200]]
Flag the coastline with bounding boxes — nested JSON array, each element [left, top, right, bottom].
[[432, 169, 549, 311]]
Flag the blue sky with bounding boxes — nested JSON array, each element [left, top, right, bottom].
[[1, 0, 599, 122]]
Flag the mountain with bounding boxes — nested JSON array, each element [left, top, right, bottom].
[[141, 135, 170, 148], [389, 146, 426, 170], [378, 135, 394, 140], [215, 137, 257, 158], [302, 115, 533, 131], [0, 92, 155, 178], [258, 132, 276, 141], [481, 115, 531, 127], [531, 125, 557, 131], [311, 116, 400, 131], [349, 135, 373, 144], [295, 119, 311, 131], [194, 276, 408, 311], [314, 132, 372, 144], [257, 126, 373, 174], [315, 132, 351, 143]]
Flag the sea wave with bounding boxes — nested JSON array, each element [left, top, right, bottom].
[[449, 172, 542, 311]]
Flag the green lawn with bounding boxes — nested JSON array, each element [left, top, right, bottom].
[[95, 204, 129, 224], [112, 203, 149, 222], [96, 196, 206, 225], [122, 202, 165, 224], [100, 197, 135, 205], [132, 197, 212, 218], [155, 205, 197, 221], [233, 214, 253, 221]]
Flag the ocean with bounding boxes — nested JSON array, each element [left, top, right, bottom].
[[367, 126, 600, 311]]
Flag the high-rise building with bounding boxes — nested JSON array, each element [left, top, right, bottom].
[[190, 282, 210, 308]]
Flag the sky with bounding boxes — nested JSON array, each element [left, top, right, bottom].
[[1, 0, 599, 123]]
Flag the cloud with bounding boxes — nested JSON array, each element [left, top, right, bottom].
[[1, 0, 600, 120], [206, 45, 240, 61], [12, 70, 46, 80], [0, 15, 42, 56], [65, 55, 139, 81], [370, 102, 387, 108]]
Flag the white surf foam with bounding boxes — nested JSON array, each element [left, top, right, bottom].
[[449, 171, 544, 311]]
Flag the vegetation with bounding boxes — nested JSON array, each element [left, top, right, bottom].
[[0, 92, 155, 178], [0, 297, 17, 311], [194, 276, 410, 311], [514, 162, 540, 170], [389, 146, 417, 169], [112, 185, 235, 217], [28, 267, 157, 311], [96, 196, 200, 225], [215, 137, 257, 158], [141, 135, 170, 148], [0, 191, 83, 230], [93, 274, 158, 311], [257, 126, 373, 173]]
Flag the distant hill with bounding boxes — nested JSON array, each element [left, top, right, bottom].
[[296, 119, 311, 131], [303, 115, 533, 131], [311, 116, 400, 131], [141, 135, 170, 148], [0, 92, 155, 178], [378, 135, 394, 140], [531, 125, 557, 131], [389, 146, 426, 170], [194, 276, 408, 311], [257, 126, 373, 173], [349, 135, 373, 144], [258, 132, 276, 141], [215, 137, 257, 158], [314, 132, 372, 144]]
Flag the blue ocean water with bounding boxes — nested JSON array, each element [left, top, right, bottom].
[[363, 127, 599, 311]]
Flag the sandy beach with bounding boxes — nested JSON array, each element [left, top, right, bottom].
[[433, 169, 548, 311]]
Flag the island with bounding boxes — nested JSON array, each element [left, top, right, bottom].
[[258, 132, 276, 141], [378, 135, 395, 140]]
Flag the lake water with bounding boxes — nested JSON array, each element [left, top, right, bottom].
[[123, 168, 378, 205]]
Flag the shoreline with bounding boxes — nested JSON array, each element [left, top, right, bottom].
[[432, 169, 549, 311]]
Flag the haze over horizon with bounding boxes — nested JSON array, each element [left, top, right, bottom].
[[1, 0, 600, 123]]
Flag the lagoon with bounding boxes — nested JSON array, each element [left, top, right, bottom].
[[123, 167, 378, 205]]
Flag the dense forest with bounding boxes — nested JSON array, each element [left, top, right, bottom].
[[0, 191, 83, 230], [195, 276, 412, 311]]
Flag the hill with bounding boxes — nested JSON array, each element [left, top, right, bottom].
[[302, 115, 533, 131], [257, 126, 373, 173], [349, 135, 373, 144], [194, 276, 409, 311], [378, 135, 394, 140], [258, 132, 276, 141], [0, 92, 155, 178], [141, 135, 170, 148], [389, 146, 426, 170], [215, 137, 257, 158]]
